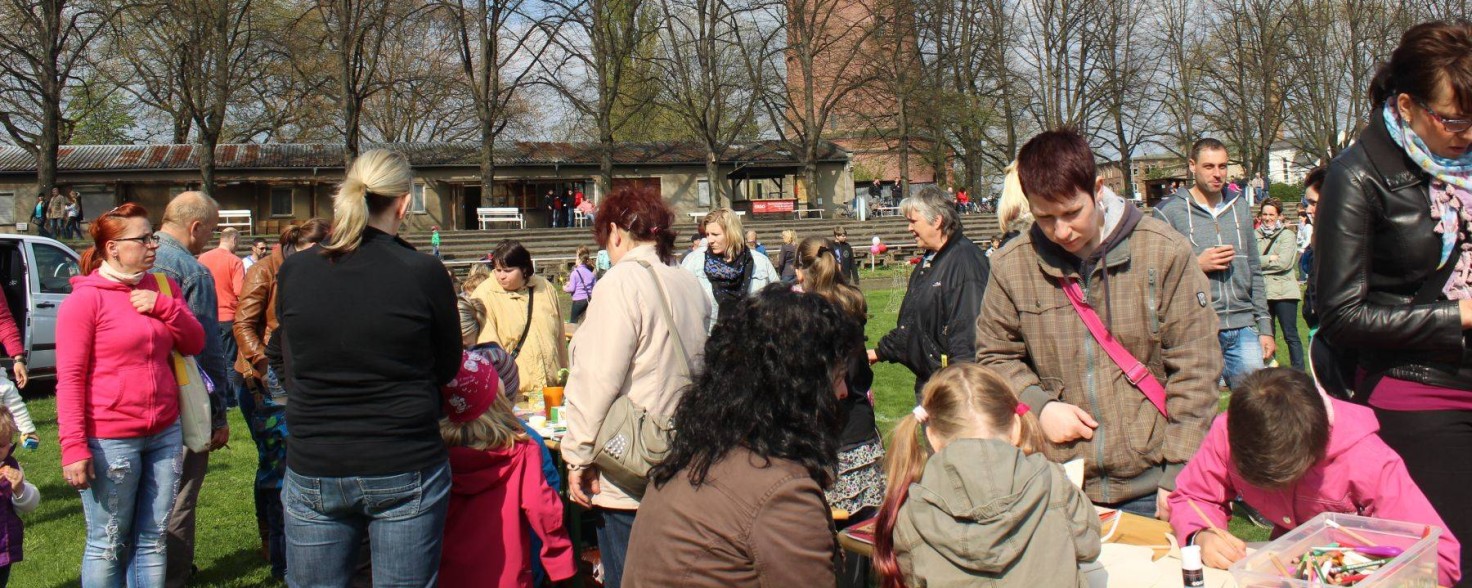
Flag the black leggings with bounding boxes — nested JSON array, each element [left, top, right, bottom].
[[1375, 408, 1472, 588], [1268, 299, 1305, 370]]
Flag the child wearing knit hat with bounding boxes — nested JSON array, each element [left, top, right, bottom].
[[438, 351, 574, 588]]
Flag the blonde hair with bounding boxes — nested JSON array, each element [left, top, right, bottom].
[[781, 229, 797, 244], [997, 161, 1034, 233], [575, 245, 593, 266], [796, 237, 865, 320], [702, 208, 747, 258], [324, 149, 415, 257], [439, 392, 527, 451], [462, 264, 490, 295], [0, 406, 16, 445]]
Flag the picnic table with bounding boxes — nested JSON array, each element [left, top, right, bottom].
[[838, 510, 1239, 587]]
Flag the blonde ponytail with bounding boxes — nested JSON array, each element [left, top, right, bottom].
[[324, 149, 414, 257]]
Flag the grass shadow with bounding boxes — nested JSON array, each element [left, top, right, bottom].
[[190, 545, 276, 586]]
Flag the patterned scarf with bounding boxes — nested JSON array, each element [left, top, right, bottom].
[[1384, 100, 1472, 299], [704, 250, 749, 314]]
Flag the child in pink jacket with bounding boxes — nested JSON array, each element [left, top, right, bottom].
[[1169, 368, 1460, 586]]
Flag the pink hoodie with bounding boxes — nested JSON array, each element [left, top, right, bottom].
[[1169, 398, 1461, 586], [56, 272, 205, 466], [439, 442, 574, 588]]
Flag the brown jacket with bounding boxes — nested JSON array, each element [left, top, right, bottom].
[[623, 448, 837, 588], [234, 251, 284, 379], [975, 214, 1221, 504]]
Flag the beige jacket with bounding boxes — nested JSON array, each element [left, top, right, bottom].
[[473, 274, 567, 397], [561, 244, 711, 509]]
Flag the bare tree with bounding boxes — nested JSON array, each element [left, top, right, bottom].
[[0, 0, 126, 195], [918, 0, 1023, 186], [649, 0, 761, 208], [1201, 0, 1291, 179], [311, 0, 400, 164], [544, 0, 653, 196], [1157, 0, 1208, 156], [439, 0, 558, 199], [1092, 0, 1164, 198], [751, 0, 886, 208], [1017, 0, 1104, 131]]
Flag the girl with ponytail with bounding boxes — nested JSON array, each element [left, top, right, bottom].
[[322, 149, 414, 258], [873, 363, 1100, 588], [794, 237, 885, 576]]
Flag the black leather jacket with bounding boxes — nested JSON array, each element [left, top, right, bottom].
[[1315, 112, 1472, 392], [875, 233, 990, 398]]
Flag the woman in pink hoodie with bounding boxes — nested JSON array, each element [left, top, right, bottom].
[[56, 202, 205, 586], [1169, 368, 1461, 586]]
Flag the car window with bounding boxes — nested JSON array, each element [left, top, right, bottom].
[[33, 243, 79, 294]]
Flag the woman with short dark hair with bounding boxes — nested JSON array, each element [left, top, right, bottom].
[[623, 287, 853, 587], [1316, 21, 1472, 584], [472, 240, 566, 402]]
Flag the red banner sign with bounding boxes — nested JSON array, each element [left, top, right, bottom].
[[751, 199, 795, 214]]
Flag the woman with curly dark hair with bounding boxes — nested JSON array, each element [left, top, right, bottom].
[[622, 286, 855, 587]]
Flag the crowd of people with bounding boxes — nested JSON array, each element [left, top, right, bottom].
[[0, 16, 1463, 588]]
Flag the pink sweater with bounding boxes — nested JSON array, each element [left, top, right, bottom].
[[56, 272, 206, 466], [440, 442, 574, 588], [1169, 398, 1461, 586]]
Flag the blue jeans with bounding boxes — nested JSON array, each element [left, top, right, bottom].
[[283, 461, 450, 588], [1219, 326, 1265, 389], [216, 322, 241, 408], [80, 422, 184, 588], [597, 508, 637, 588]]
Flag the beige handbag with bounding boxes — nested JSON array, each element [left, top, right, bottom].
[[153, 274, 213, 453], [590, 260, 692, 498]]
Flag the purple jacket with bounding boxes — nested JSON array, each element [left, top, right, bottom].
[[564, 265, 595, 302], [1169, 398, 1461, 586], [0, 455, 24, 567]]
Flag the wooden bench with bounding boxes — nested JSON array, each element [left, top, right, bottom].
[[218, 210, 253, 234], [477, 207, 525, 230]]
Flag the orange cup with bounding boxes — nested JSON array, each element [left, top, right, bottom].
[[543, 386, 564, 417]]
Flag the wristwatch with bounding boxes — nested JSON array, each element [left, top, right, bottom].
[[11, 354, 25, 364]]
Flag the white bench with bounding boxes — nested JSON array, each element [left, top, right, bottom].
[[218, 210, 253, 234], [794, 209, 824, 220], [477, 207, 525, 230], [687, 211, 745, 222], [873, 206, 902, 218]]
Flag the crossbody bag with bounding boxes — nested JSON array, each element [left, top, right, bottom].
[[1061, 277, 1168, 417]]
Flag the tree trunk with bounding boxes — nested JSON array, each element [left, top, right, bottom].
[[480, 123, 497, 219], [704, 151, 721, 210], [199, 135, 218, 196]]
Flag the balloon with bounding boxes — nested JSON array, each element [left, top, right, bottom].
[[872, 236, 882, 246], [870, 245, 882, 254], [877, 244, 888, 253]]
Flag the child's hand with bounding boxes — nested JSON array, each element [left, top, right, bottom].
[[21, 432, 38, 449], [0, 465, 23, 490], [1196, 528, 1247, 569]]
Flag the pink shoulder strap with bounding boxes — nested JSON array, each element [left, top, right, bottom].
[[1061, 278, 1168, 417]]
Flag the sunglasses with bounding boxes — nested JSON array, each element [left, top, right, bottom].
[[113, 234, 161, 246], [1416, 99, 1472, 133]]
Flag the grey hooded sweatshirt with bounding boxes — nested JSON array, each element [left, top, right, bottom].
[[894, 439, 1101, 587], [1153, 187, 1272, 334]]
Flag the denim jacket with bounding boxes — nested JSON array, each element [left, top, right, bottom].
[[154, 232, 228, 430]]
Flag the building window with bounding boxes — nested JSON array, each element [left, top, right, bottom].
[[411, 182, 426, 214], [270, 187, 293, 217]]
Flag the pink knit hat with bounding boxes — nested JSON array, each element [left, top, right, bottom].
[[441, 350, 501, 423]]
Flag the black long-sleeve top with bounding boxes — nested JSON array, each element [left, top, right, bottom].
[[276, 227, 461, 477]]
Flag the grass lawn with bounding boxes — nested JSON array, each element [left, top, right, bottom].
[[15, 268, 1292, 585]]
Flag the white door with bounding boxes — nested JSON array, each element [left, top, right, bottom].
[[27, 241, 79, 372]]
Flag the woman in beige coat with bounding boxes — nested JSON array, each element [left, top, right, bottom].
[[561, 186, 710, 588], [473, 241, 567, 399]]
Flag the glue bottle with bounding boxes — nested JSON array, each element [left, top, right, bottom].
[[1181, 545, 1206, 587]]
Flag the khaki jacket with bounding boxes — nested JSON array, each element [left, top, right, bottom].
[[895, 439, 1099, 587], [234, 251, 284, 379], [976, 217, 1221, 504], [473, 274, 567, 397], [1256, 225, 1301, 301], [561, 245, 710, 509]]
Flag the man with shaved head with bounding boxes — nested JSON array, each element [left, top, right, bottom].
[[152, 190, 229, 587]]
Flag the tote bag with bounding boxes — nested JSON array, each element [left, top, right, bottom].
[[153, 274, 214, 452]]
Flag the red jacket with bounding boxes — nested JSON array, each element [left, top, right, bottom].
[[56, 272, 205, 465], [1169, 398, 1461, 586], [440, 442, 574, 588]]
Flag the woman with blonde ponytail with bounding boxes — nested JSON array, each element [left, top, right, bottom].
[[275, 149, 461, 585], [873, 363, 1100, 588]]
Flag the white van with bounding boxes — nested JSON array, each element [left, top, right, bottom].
[[0, 235, 81, 379]]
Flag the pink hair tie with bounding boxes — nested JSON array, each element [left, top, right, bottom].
[[1015, 402, 1031, 416]]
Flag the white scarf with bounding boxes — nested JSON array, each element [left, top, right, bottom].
[[98, 260, 145, 286]]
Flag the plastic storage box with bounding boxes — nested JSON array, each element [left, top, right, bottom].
[[1229, 512, 1440, 587]]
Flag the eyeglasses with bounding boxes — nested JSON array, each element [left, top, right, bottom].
[[1417, 99, 1472, 133], [113, 234, 161, 246]]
